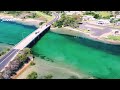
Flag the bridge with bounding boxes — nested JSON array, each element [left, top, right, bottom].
[[0, 12, 59, 72]]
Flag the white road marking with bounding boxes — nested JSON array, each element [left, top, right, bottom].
[[0, 50, 17, 65]]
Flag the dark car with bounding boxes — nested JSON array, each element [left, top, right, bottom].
[[35, 32, 38, 34]]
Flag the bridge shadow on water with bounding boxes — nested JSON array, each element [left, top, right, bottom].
[[63, 34, 120, 56], [26, 26, 50, 48]]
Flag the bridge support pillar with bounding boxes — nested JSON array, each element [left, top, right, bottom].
[[33, 39, 35, 44], [37, 35, 40, 39]]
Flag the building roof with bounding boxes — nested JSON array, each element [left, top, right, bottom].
[[83, 15, 94, 18]]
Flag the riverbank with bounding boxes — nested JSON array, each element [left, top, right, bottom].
[[17, 57, 94, 79], [0, 13, 43, 28], [11, 57, 33, 79], [0, 43, 12, 58], [51, 27, 120, 45], [1, 13, 120, 45]]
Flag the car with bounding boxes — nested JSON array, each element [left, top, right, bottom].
[[35, 32, 38, 34]]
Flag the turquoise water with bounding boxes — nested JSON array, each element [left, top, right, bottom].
[[0, 21, 120, 79], [0, 21, 35, 45]]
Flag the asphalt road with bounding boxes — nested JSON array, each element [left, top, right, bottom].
[[0, 49, 19, 71]]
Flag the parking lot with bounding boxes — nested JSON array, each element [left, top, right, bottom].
[[79, 22, 112, 36]]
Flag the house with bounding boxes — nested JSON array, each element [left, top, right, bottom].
[[82, 15, 95, 21], [64, 11, 82, 15], [96, 19, 111, 25], [116, 21, 120, 26], [116, 15, 120, 19]]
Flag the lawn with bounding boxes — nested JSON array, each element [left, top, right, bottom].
[[35, 11, 54, 22], [97, 11, 111, 17], [107, 35, 120, 41]]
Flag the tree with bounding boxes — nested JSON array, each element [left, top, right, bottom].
[[103, 16, 110, 19], [26, 71, 38, 79], [68, 76, 79, 79], [24, 48, 31, 55], [94, 14, 101, 19], [17, 54, 27, 63], [41, 11, 52, 16], [44, 74, 53, 79], [110, 18, 115, 23], [53, 14, 79, 28], [84, 11, 96, 16], [30, 61, 35, 66], [39, 22, 44, 25]]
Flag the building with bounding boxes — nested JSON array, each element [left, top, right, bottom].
[[96, 19, 111, 25], [82, 15, 95, 21], [116, 15, 120, 19], [64, 11, 82, 15], [116, 21, 120, 26]]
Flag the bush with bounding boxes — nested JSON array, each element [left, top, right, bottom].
[[103, 16, 110, 19], [84, 11, 96, 16], [6, 48, 10, 51], [94, 14, 101, 19], [1, 51, 6, 55], [44, 74, 53, 79], [118, 19, 120, 21], [30, 61, 35, 66], [39, 22, 44, 25], [24, 48, 31, 55], [26, 71, 38, 79], [68, 76, 79, 79]]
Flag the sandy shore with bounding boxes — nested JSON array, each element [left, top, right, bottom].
[[17, 57, 94, 79], [51, 27, 120, 45]]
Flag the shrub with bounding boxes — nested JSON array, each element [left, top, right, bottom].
[[44, 74, 53, 79], [68, 76, 79, 79], [39, 22, 44, 25], [94, 14, 101, 19], [26, 71, 38, 79], [30, 61, 35, 66]]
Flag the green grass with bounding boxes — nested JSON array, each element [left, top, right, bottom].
[[35, 11, 54, 22], [107, 35, 120, 41], [97, 11, 111, 17]]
